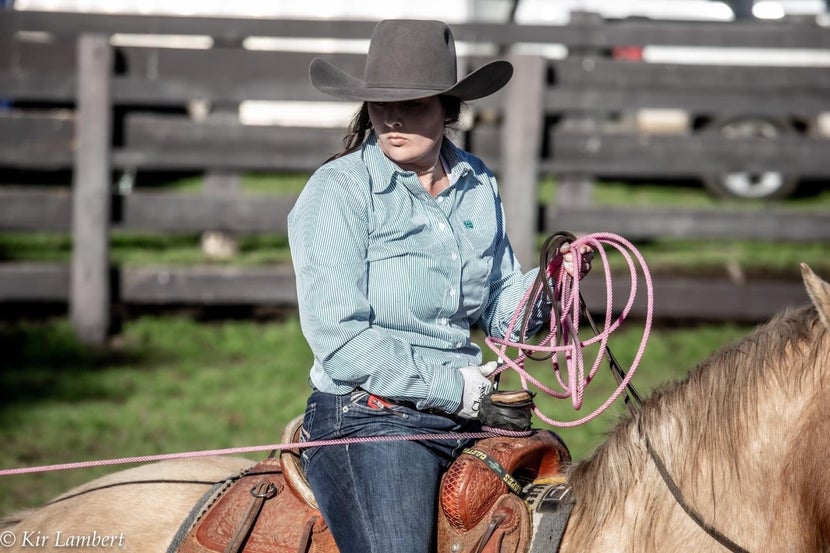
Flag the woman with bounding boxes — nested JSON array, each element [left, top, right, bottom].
[[288, 19, 590, 553]]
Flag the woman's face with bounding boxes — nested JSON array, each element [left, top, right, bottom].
[[367, 97, 445, 172]]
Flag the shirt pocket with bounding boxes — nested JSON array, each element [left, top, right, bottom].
[[456, 218, 498, 320], [460, 253, 493, 321]]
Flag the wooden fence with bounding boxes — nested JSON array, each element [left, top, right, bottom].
[[0, 11, 828, 343]]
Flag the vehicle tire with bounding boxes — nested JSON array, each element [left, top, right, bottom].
[[701, 116, 800, 200]]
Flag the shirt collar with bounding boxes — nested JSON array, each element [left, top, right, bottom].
[[362, 133, 475, 195]]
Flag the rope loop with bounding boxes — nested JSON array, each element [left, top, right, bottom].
[[485, 231, 654, 427]]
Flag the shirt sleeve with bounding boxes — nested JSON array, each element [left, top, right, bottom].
[[476, 176, 551, 340], [288, 167, 463, 412]]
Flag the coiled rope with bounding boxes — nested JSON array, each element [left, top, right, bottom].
[[486, 231, 653, 427]]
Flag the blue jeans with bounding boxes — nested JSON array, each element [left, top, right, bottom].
[[300, 389, 479, 553]]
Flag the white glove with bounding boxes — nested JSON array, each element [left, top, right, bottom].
[[456, 362, 499, 419]]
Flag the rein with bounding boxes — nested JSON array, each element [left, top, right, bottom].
[[644, 433, 751, 553]]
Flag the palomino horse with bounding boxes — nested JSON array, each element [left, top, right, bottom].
[[2, 264, 829, 553]]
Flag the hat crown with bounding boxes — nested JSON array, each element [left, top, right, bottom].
[[363, 19, 457, 92], [308, 18, 512, 102]]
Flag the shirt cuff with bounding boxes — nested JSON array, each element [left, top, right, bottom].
[[417, 363, 463, 413]]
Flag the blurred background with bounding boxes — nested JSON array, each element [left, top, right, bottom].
[[1, 0, 829, 516]]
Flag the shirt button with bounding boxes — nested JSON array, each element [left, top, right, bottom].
[[436, 196, 444, 204], [451, 252, 458, 261], [449, 288, 456, 297], [439, 318, 449, 326], [438, 223, 447, 232], [456, 341, 464, 348]]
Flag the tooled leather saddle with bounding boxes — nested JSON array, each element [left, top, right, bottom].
[[170, 414, 571, 553]]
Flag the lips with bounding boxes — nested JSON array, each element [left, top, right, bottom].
[[385, 134, 407, 147]]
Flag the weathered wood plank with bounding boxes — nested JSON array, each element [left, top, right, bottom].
[[475, 19, 830, 49], [6, 39, 828, 111], [3, 12, 828, 49], [0, 262, 811, 322], [471, 126, 830, 177], [0, 263, 69, 301], [113, 49, 361, 103], [545, 133, 830, 177], [579, 273, 810, 322], [0, 112, 75, 168], [0, 188, 72, 231], [545, 206, 830, 241], [117, 115, 342, 171], [552, 58, 830, 91], [121, 265, 298, 304], [0, 41, 361, 103], [70, 34, 113, 346], [121, 192, 295, 233], [1, 11, 379, 41], [544, 86, 830, 115], [2, 188, 826, 242], [500, 54, 546, 269]]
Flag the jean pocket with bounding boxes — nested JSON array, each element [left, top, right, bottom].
[[300, 401, 316, 443], [346, 389, 413, 420], [344, 389, 382, 415], [349, 389, 369, 405]]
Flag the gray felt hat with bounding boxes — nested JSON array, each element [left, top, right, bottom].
[[309, 19, 513, 102]]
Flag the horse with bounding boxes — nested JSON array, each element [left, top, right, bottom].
[[2, 263, 828, 553]]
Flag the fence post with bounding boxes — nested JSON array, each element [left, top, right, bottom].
[[500, 54, 545, 270], [70, 33, 113, 346]]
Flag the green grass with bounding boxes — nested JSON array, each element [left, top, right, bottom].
[[0, 233, 292, 266], [539, 176, 830, 208], [2, 232, 827, 279], [0, 316, 311, 515], [155, 172, 310, 195], [0, 315, 751, 516]]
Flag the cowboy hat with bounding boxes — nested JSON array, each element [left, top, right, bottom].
[[309, 19, 513, 102]]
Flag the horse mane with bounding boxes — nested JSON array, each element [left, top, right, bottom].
[[565, 303, 830, 543]]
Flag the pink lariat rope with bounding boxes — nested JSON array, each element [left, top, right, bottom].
[[486, 232, 654, 427], [0, 428, 527, 477]]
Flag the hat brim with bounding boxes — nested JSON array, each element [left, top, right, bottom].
[[309, 57, 513, 102]]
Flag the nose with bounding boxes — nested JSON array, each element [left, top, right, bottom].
[[383, 104, 403, 128]]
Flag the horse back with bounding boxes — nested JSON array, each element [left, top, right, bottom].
[[172, 430, 570, 553]]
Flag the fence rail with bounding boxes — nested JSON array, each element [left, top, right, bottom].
[[0, 11, 828, 342]]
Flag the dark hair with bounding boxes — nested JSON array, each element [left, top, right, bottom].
[[327, 95, 465, 161]]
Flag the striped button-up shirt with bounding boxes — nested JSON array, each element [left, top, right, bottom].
[[288, 134, 544, 413]]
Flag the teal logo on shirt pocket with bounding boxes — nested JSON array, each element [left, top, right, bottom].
[[463, 220, 474, 229]]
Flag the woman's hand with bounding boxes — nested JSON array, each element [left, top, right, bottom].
[[559, 242, 593, 280]]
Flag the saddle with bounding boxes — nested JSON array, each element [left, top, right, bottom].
[[172, 415, 571, 553]]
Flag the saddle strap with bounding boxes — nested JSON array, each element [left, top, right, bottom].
[[524, 483, 575, 553], [461, 448, 523, 495], [469, 510, 507, 553], [224, 481, 278, 553], [296, 516, 317, 553]]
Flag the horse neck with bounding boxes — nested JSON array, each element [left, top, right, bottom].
[[560, 307, 830, 553]]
